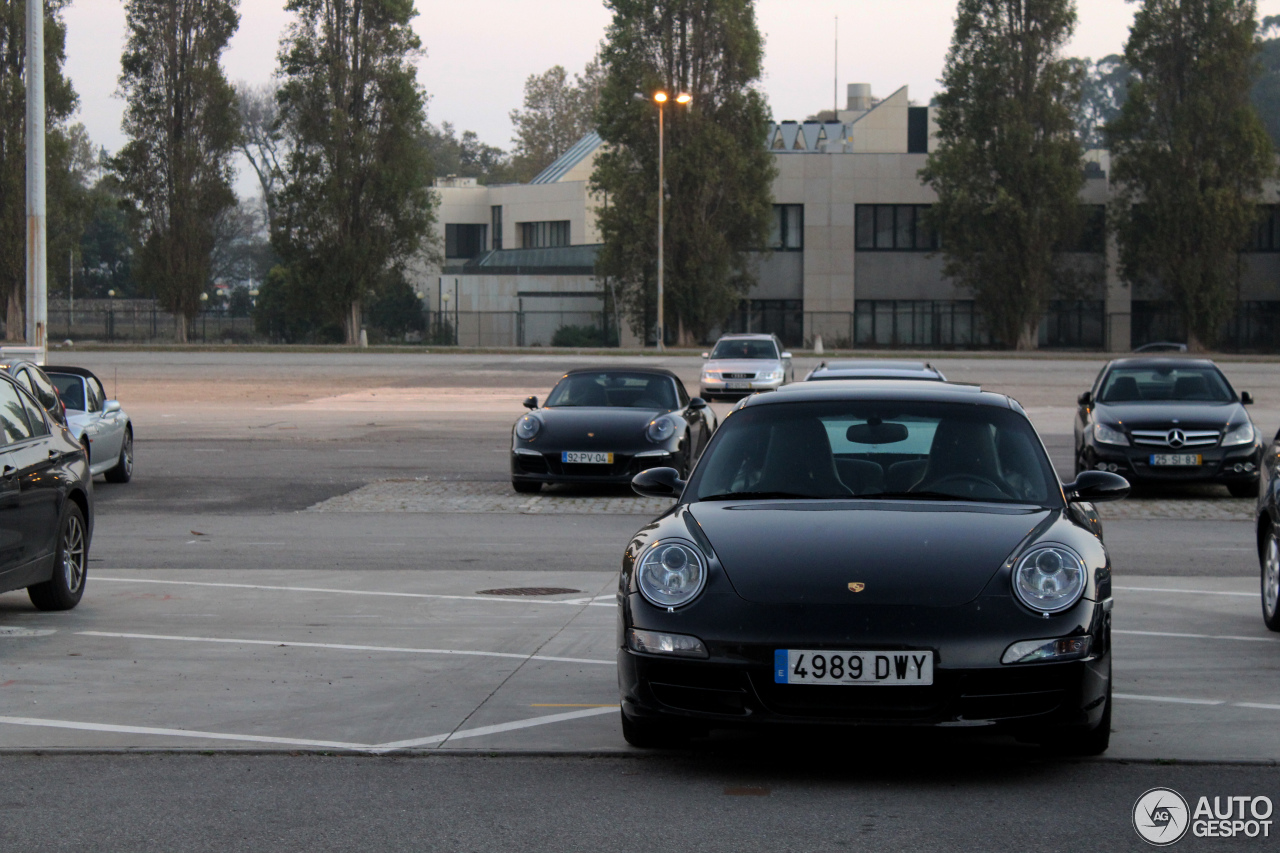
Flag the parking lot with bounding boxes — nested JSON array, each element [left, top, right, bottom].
[[2, 351, 1280, 849]]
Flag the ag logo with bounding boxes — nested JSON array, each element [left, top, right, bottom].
[[1133, 787, 1190, 846]]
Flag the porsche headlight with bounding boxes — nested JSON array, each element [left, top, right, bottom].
[[515, 415, 541, 440], [646, 415, 677, 443], [1012, 545, 1087, 614], [636, 541, 707, 608], [1222, 422, 1255, 447], [1093, 423, 1128, 446]]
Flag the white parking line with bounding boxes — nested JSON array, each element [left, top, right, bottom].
[[92, 576, 614, 607], [1115, 586, 1254, 598], [1116, 629, 1280, 644], [1116, 693, 1225, 706], [78, 631, 615, 666], [0, 706, 621, 752]]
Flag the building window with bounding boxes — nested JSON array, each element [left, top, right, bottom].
[[855, 205, 938, 251], [907, 107, 929, 154], [1250, 205, 1280, 252], [520, 220, 570, 249], [445, 223, 487, 259], [491, 206, 503, 251], [768, 205, 803, 250]]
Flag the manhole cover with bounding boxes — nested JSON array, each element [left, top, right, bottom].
[[0, 626, 56, 638], [476, 587, 582, 596]]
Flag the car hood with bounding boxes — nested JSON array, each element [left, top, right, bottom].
[[530, 406, 668, 449], [688, 501, 1050, 607], [1094, 401, 1244, 431], [704, 359, 781, 374]]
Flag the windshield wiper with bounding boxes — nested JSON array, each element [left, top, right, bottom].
[[698, 491, 832, 501]]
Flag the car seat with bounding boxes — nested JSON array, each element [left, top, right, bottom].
[[754, 419, 852, 498]]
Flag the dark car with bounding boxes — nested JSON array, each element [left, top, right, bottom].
[[618, 380, 1129, 754], [0, 370, 94, 611], [1255, 432, 1280, 632], [1074, 358, 1260, 496], [0, 361, 67, 426], [511, 367, 717, 494], [805, 360, 947, 382]]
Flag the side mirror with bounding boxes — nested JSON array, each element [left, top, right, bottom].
[[1064, 470, 1130, 503], [523, 396, 538, 410], [780, 352, 793, 360], [1077, 391, 1092, 406], [687, 397, 707, 410], [104, 400, 122, 414], [700, 352, 710, 359], [1242, 391, 1254, 405], [632, 467, 685, 499]]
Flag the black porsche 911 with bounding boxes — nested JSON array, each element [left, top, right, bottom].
[[1074, 358, 1260, 496], [619, 380, 1129, 753], [510, 368, 717, 493]]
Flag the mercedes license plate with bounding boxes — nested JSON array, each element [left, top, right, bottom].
[[562, 451, 613, 465], [726, 381, 751, 390], [1150, 453, 1202, 467], [774, 649, 934, 686]]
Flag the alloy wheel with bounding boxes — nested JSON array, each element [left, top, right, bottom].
[[122, 433, 134, 477], [1265, 533, 1280, 621], [62, 513, 86, 595]]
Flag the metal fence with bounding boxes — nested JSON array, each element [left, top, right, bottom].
[[425, 310, 613, 347], [49, 301, 256, 343]]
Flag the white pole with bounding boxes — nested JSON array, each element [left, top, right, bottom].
[[656, 103, 664, 352], [25, 0, 47, 351]]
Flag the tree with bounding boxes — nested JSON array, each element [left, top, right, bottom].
[[115, 0, 242, 343], [422, 121, 512, 184], [273, 0, 438, 345], [1253, 16, 1280, 147], [0, 0, 77, 338], [235, 81, 286, 227], [591, 0, 776, 344], [921, 0, 1086, 350], [1110, 0, 1274, 349], [1072, 54, 1132, 148], [509, 58, 604, 182]]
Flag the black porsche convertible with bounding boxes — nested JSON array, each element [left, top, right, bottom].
[[618, 380, 1129, 753], [510, 367, 716, 493]]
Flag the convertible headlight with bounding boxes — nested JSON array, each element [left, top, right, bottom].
[[515, 415, 541, 440], [1222, 422, 1255, 447], [627, 628, 708, 658], [636, 541, 707, 608], [1012, 545, 1087, 614], [646, 415, 677, 443], [1093, 423, 1128, 446], [1001, 636, 1092, 664]]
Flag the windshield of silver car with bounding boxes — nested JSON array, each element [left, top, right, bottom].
[[709, 340, 779, 360], [48, 374, 86, 410], [691, 401, 1060, 505], [1097, 366, 1234, 404], [545, 372, 678, 410]]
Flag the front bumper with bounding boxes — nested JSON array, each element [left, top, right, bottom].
[[511, 449, 676, 485], [700, 377, 785, 398], [618, 594, 1110, 732], [1083, 440, 1261, 484]]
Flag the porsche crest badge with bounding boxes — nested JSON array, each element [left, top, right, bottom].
[[847, 582, 865, 593]]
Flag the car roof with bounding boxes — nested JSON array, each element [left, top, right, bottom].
[[818, 360, 931, 371], [751, 379, 1003, 407], [43, 363, 99, 379], [712, 333, 775, 341], [561, 366, 681, 381], [1104, 357, 1220, 371], [810, 370, 944, 380]]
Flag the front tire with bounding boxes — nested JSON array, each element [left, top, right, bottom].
[[1261, 526, 1280, 632], [104, 427, 133, 484], [28, 502, 89, 612], [512, 479, 541, 494]]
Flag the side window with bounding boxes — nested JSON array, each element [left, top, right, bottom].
[[0, 382, 33, 444], [30, 372, 57, 415], [88, 379, 105, 413], [14, 370, 32, 392], [17, 389, 49, 437], [675, 379, 690, 407]]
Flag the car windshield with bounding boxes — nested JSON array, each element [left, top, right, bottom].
[[1098, 366, 1233, 403], [710, 340, 778, 360], [48, 374, 85, 410], [691, 400, 1060, 505], [545, 372, 678, 410]]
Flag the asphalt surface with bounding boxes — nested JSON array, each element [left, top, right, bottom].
[[1, 351, 1278, 851]]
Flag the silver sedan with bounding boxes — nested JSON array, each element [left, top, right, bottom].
[[698, 333, 793, 400], [46, 366, 134, 483]]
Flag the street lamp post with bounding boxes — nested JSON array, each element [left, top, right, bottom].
[[651, 91, 691, 352]]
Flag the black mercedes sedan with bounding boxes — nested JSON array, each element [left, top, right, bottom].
[[618, 380, 1128, 753], [1074, 358, 1260, 496], [0, 370, 94, 611], [510, 367, 717, 493]]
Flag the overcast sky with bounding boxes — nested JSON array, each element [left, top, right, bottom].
[[63, 0, 1280, 197]]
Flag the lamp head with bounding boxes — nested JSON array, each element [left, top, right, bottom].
[[675, 93, 692, 104], [653, 91, 668, 103]]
